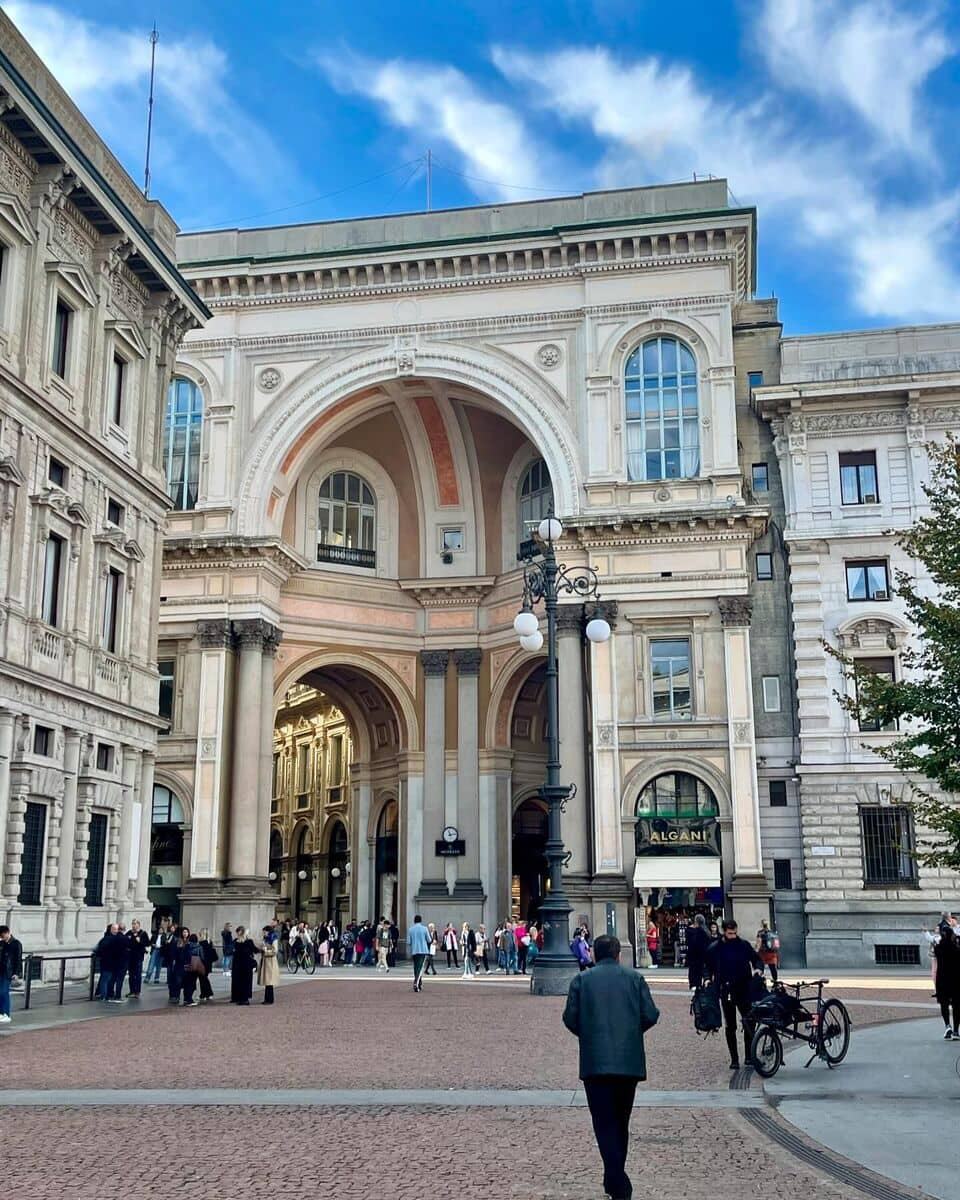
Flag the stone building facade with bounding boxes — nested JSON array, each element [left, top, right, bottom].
[[156, 180, 803, 956], [0, 16, 206, 959], [755, 325, 960, 965]]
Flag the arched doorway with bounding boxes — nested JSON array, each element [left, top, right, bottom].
[[326, 820, 349, 922], [149, 784, 185, 926], [293, 825, 312, 920], [634, 771, 723, 966], [511, 797, 548, 923], [375, 799, 398, 922]]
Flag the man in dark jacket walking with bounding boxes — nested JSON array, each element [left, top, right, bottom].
[[0, 925, 23, 1024], [562, 935, 659, 1200], [706, 918, 764, 1068]]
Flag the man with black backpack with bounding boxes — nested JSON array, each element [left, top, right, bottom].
[[706, 918, 764, 1069]]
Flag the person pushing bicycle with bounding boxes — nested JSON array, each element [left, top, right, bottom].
[[706, 918, 764, 1069]]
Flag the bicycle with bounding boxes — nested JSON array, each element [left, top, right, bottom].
[[286, 945, 317, 975], [749, 978, 851, 1079]]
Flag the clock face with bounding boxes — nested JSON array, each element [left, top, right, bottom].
[[442, 826, 459, 843]]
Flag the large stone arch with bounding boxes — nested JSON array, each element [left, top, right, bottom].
[[620, 755, 733, 822], [487, 650, 547, 749], [599, 312, 724, 381], [237, 344, 582, 536]]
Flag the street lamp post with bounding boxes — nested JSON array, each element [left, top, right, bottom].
[[515, 514, 611, 996]]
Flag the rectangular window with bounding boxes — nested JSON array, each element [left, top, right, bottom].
[[84, 812, 108, 907], [875, 944, 920, 966], [840, 450, 879, 505], [855, 656, 897, 731], [762, 676, 782, 713], [106, 498, 124, 527], [860, 805, 917, 886], [751, 462, 769, 492], [41, 533, 65, 627], [297, 742, 311, 789], [96, 743, 114, 773], [18, 801, 47, 905], [51, 299, 71, 380], [158, 659, 175, 729], [328, 733, 344, 785], [773, 858, 793, 890], [846, 559, 889, 602], [33, 725, 52, 756], [272, 752, 281, 797], [110, 354, 126, 426], [747, 370, 764, 394], [756, 552, 773, 580], [769, 779, 788, 807], [48, 456, 67, 488], [650, 638, 692, 719], [102, 567, 122, 653]]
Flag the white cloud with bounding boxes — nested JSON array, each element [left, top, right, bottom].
[[493, 43, 960, 323], [2, 2, 303, 210], [757, 0, 952, 159], [318, 49, 554, 197]]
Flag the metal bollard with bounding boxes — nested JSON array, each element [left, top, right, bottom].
[[23, 955, 34, 1010], [88, 952, 98, 1001], [58, 957, 67, 1005]]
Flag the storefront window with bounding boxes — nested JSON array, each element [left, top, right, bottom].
[[636, 772, 718, 819]]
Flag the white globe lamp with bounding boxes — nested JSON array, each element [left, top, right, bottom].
[[520, 630, 544, 652], [585, 617, 612, 643], [514, 610, 539, 638], [537, 516, 563, 543]]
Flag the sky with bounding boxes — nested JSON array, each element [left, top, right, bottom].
[[3, 0, 959, 334]]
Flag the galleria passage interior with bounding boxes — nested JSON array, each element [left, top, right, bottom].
[[146, 181, 802, 963]]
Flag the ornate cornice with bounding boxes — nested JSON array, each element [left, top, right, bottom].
[[420, 649, 450, 677], [567, 506, 768, 547], [399, 577, 496, 608], [163, 536, 306, 579], [718, 595, 753, 627], [453, 648, 482, 676]]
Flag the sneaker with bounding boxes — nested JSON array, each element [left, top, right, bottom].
[[729, 1061, 740, 1070], [0, 1014, 11, 1023], [944, 1027, 954, 1040], [187, 1000, 199, 1007]]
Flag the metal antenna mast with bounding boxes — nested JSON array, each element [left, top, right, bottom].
[[426, 148, 432, 211], [143, 24, 159, 197]]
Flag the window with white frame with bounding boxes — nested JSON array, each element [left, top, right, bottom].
[[163, 377, 203, 511], [101, 567, 122, 653], [518, 457, 553, 553], [109, 352, 127, 428], [625, 336, 700, 482], [51, 297, 71, 380], [317, 471, 376, 568], [650, 638, 692, 718], [762, 675, 782, 712], [41, 532, 65, 627]]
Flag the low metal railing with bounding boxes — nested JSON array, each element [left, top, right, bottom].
[[16, 952, 99, 1010]]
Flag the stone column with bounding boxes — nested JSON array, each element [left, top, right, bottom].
[[191, 619, 234, 881], [116, 746, 139, 907], [589, 601, 623, 875], [352, 762, 373, 922], [417, 650, 449, 903], [229, 619, 269, 882], [255, 625, 282, 879], [134, 751, 156, 907], [0, 709, 15, 878], [718, 596, 770, 931], [556, 605, 590, 886], [453, 649, 484, 915], [55, 729, 83, 907]]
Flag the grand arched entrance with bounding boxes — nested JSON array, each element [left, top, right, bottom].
[[148, 784, 187, 926]]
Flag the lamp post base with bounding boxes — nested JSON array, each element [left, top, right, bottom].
[[529, 953, 579, 996]]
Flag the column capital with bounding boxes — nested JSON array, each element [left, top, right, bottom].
[[420, 649, 450, 677], [453, 648, 482, 677], [197, 618, 233, 649], [555, 604, 584, 634], [585, 599, 618, 630], [718, 596, 753, 627], [232, 618, 280, 650]]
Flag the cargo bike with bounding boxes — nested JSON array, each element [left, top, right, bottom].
[[749, 977, 851, 1078]]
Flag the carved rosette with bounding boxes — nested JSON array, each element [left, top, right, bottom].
[[718, 596, 753, 628], [420, 649, 450, 677], [453, 648, 482, 676]]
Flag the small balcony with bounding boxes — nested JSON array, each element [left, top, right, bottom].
[[316, 543, 376, 569]]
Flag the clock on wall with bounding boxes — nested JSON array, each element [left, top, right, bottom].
[[442, 826, 459, 844]]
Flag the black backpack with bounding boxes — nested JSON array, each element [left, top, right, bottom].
[[691, 980, 722, 1034]]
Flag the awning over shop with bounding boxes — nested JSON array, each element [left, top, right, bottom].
[[632, 856, 722, 890]]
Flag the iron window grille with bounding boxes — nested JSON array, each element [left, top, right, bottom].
[[773, 859, 793, 890], [859, 805, 918, 887], [18, 802, 47, 905], [875, 944, 920, 965], [84, 812, 108, 906]]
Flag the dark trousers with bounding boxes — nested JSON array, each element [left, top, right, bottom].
[[518, 944, 527, 973], [182, 975, 197, 1004], [445, 948, 459, 968], [198, 972, 214, 1000], [939, 996, 959, 1033], [167, 968, 182, 1002], [721, 989, 755, 1064], [583, 1075, 637, 1199], [128, 959, 144, 996], [687, 959, 705, 990], [425, 954, 437, 974], [263, 985, 275, 1004], [412, 953, 426, 989]]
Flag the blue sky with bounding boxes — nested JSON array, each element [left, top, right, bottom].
[[4, 0, 960, 334]]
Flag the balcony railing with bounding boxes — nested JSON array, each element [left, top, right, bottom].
[[33, 627, 63, 661], [316, 543, 376, 569], [95, 653, 120, 685]]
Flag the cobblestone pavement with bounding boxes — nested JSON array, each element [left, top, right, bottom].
[[0, 973, 929, 1200]]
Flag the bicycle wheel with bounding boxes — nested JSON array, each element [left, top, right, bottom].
[[287, 954, 300, 975], [818, 998, 851, 1065], [750, 1026, 783, 1078], [305, 952, 317, 975]]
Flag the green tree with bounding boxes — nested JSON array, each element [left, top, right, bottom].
[[831, 437, 960, 871]]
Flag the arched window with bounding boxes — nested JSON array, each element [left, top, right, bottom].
[[518, 458, 553, 555], [625, 337, 699, 482], [163, 377, 203, 510], [636, 772, 719, 819], [152, 784, 185, 825], [317, 471, 376, 568]]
